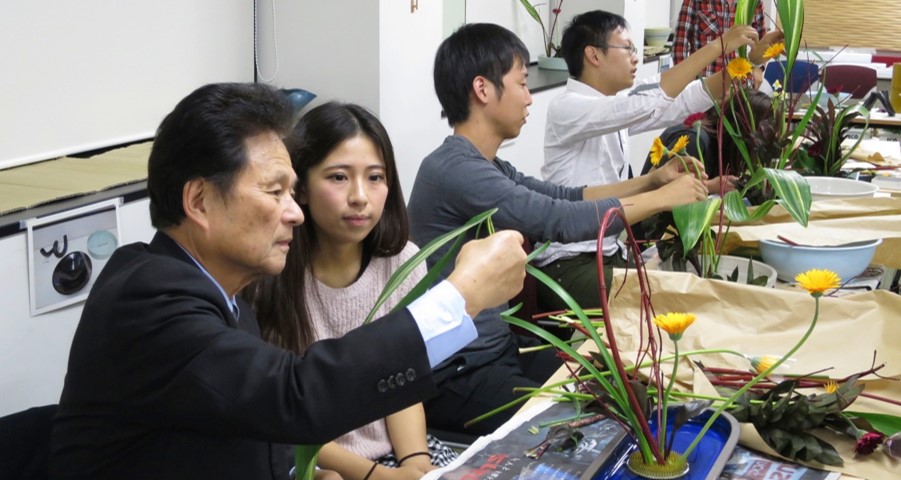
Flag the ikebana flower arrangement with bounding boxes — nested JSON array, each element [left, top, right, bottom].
[[650, 0, 819, 277], [301, 209, 901, 478], [490, 212, 898, 475], [518, 0, 565, 58], [490, 210, 841, 477]]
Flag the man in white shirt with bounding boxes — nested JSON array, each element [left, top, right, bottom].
[[536, 10, 777, 311]]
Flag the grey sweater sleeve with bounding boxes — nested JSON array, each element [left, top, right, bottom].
[[408, 136, 624, 246]]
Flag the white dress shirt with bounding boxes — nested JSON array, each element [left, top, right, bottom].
[[537, 76, 713, 263], [407, 280, 477, 368]]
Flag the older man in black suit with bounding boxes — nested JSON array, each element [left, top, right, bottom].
[[49, 83, 527, 480]]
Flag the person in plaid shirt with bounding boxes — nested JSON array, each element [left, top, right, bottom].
[[672, 0, 767, 76]]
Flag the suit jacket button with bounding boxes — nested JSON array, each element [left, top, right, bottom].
[[405, 368, 416, 382], [395, 373, 406, 386], [377, 379, 388, 393], [387, 376, 397, 389]]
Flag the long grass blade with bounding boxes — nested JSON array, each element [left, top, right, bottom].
[[363, 208, 498, 324]]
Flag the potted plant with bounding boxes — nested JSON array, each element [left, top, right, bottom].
[[793, 96, 870, 177], [518, 0, 567, 70]]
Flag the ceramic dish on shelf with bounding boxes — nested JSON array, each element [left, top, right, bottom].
[[645, 27, 672, 47]]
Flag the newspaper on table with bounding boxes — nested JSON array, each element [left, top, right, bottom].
[[421, 401, 840, 480]]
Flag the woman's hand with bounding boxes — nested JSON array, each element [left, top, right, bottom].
[[658, 174, 710, 209], [706, 175, 739, 194], [652, 155, 708, 187]]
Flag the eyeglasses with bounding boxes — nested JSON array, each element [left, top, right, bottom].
[[596, 44, 638, 55]]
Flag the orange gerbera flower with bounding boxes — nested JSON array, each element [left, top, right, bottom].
[[763, 42, 785, 60], [795, 269, 841, 297], [726, 57, 753, 79], [653, 312, 696, 341], [649, 137, 665, 167], [669, 135, 690, 157]]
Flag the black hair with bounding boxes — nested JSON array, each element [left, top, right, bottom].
[[434, 23, 530, 126], [560, 10, 629, 78], [245, 102, 408, 354], [147, 83, 293, 229]]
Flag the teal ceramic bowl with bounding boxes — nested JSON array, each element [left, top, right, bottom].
[[759, 238, 882, 283]]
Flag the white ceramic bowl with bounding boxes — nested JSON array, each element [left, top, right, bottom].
[[806, 90, 851, 107], [758, 238, 882, 282], [806, 176, 878, 201], [658, 254, 778, 288], [645, 27, 671, 47]]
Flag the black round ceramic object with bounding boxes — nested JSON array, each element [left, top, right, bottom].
[[52, 251, 93, 295]]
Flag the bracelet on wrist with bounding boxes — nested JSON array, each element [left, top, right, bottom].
[[397, 451, 430, 466], [362, 461, 378, 480]]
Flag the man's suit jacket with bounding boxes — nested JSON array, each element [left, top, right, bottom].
[[50, 232, 436, 480]]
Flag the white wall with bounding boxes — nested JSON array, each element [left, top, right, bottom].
[[0, 199, 155, 416], [0, 1, 253, 171], [256, 0, 450, 199]]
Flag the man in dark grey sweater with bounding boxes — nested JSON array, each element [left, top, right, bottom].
[[408, 23, 709, 436]]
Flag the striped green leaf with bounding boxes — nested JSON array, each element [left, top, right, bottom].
[[672, 198, 722, 254], [734, 0, 759, 58], [723, 190, 776, 223], [777, 0, 805, 74], [762, 168, 811, 227]]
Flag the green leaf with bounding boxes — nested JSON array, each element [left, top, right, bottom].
[[517, 0, 542, 25], [776, 0, 805, 77], [759, 427, 844, 466], [762, 168, 811, 227], [518, 0, 549, 55], [723, 190, 776, 223], [672, 197, 721, 253], [845, 411, 901, 436], [364, 208, 498, 324], [733, 0, 760, 58], [295, 444, 322, 480]]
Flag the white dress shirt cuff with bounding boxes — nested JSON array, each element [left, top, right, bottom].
[[407, 280, 477, 368]]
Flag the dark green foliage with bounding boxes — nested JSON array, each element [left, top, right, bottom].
[[728, 378, 867, 466], [793, 99, 866, 177]]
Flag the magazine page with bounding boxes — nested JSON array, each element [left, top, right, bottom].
[[720, 446, 842, 480], [422, 401, 626, 480]]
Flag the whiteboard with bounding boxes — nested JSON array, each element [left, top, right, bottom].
[[0, 1, 253, 170]]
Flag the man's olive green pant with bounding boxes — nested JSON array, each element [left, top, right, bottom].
[[536, 252, 628, 312]]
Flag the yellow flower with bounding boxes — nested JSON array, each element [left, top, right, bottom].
[[669, 135, 690, 157], [653, 312, 696, 341], [763, 42, 785, 60], [750, 355, 778, 375], [824, 380, 838, 394], [649, 137, 665, 166], [795, 269, 841, 297], [726, 57, 753, 80]]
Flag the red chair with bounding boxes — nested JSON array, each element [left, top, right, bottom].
[[820, 64, 878, 99]]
